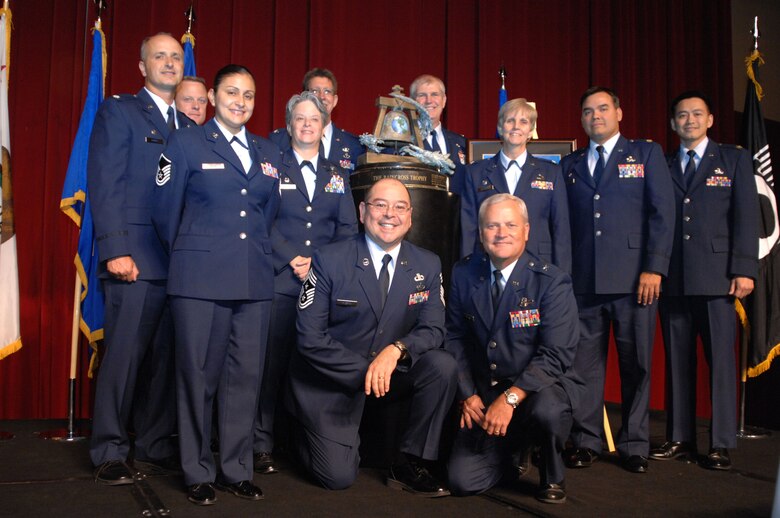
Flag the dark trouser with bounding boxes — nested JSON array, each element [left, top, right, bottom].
[[447, 382, 572, 494], [171, 296, 270, 486], [292, 349, 457, 490], [659, 295, 737, 449], [569, 293, 657, 458], [90, 279, 174, 466], [254, 292, 297, 453]]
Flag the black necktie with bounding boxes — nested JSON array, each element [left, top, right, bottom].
[[166, 106, 176, 132], [300, 160, 315, 173], [378, 254, 392, 309], [684, 149, 696, 188], [492, 270, 503, 312], [593, 145, 605, 185], [430, 132, 442, 152]]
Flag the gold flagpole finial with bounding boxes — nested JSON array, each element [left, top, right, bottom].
[[93, 0, 107, 25], [751, 16, 760, 51], [499, 65, 506, 90], [185, 3, 196, 34]]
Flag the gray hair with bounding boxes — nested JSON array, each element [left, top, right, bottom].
[[497, 98, 537, 137], [285, 91, 328, 128], [478, 193, 528, 228]]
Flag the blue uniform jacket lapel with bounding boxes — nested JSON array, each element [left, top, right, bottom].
[[514, 154, 538, 197], [489, 255, 529, 336], [282, 150, 309, 199], [486, 154, 510, 193], [571, 149, 595, 189], [667, 152, 686, 192], [687, 140, 719, 194], [356, 238, 384, 321], [137, 88, 170, 139], [204, 120, 246, 177], [601, 135, 629, 188]]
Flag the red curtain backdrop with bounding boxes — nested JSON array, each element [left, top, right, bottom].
[[1, 0, 734, 419]]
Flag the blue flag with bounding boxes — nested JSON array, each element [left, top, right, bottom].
[[182, 33, 196, 76], [60, 23, 106, 375]]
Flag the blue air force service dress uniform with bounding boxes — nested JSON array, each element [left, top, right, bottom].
[[151, 119, 281, 486], [285, 235, 457, 490], [269, 123, 363, 173], [423, 127, 468, 195], [460, 153, 571, 273], [659, 140, 757, 449], [87, 88, 195, 467], [254, 149, 358, 455], [561, 135, 674, 458], [446, 252, 582, 493]]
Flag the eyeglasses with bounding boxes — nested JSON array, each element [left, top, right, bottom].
[[365, 201, 411, 215], [310, 88, 335, 97]]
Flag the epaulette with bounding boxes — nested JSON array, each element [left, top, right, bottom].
[[527, 259, 555, 277], [629, 139, 654, 143], [718, 143, 744, 150], [272, 128, 283, 134], [111, 93, 136, 102]]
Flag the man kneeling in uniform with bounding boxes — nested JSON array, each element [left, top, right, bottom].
[[446, 193, 582, 504], [286, 178, 457, 496]]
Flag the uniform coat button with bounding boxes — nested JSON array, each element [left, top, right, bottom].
[[489, 363, 497, 371], [240, 188, 247, 195], [239, 210, 247, 217], [239, 232, 247, 239]]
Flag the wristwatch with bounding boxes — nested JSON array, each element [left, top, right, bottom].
[[504, 389, 519, 409], [393, 341, 408, 360]]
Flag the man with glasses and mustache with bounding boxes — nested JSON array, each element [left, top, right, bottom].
[[270, 68, 363, 173], [286, 178, 457, 496]]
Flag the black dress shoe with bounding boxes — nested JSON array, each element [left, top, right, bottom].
[[188, 483, 217, 506], [134, 455, 182, 475], [214, 478, 264, 500], [701, 448, 731, 471], [536, 483, 567, 504], [649, 441, 695, 461], [511, 445, 532, 478], [94, 460, 136, 486], [253, 451, 278, 474], [387, 462, 450, 497], [564, 447, 598, 468], [622, 455, 648, 473]]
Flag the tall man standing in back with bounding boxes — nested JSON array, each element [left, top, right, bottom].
[[561, 86, 674, 474], [650, 91, 757, 470], [87, 33, 193, 485], [270, 68, 363, 173], [410, 74, 468, 195]]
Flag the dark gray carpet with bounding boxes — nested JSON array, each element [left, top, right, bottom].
[[0, 407, 776, 517]]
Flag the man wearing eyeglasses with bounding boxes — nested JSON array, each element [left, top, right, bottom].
[[270, 68, 363, 172], [286, 178, 457, 496]]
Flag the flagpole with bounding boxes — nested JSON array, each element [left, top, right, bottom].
[[736, 15, 770, 441], [38, 1, 109, 443]]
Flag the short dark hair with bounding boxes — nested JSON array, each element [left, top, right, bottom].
[[580, 86, 620, 108], [669, 90, 713, 117], [213, 64, 254, 91], [302, 68, 338, 93]]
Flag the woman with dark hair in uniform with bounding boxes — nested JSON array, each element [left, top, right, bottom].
[[152, 64, 282, 506]]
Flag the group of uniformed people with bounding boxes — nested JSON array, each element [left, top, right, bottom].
[[86, 32, 758, 507]]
